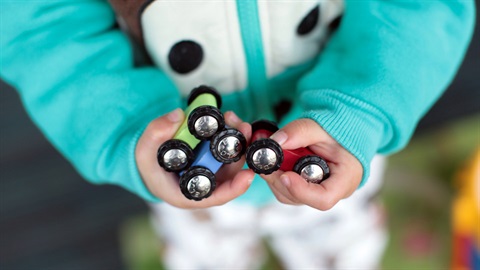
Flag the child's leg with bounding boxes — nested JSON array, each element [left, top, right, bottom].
[[261, 155, 388, 269], [149, 202, 266, 270], [148, 155, 387, 269]]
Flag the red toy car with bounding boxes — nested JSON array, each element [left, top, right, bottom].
[[246, 120, 330, 183]]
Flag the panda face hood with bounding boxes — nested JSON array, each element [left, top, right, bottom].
[[109, 0, 343, 96]]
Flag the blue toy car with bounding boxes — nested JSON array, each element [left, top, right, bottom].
[[179, 127, 246, 201]]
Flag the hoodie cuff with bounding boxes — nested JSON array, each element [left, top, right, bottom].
[[127, 121, 163, 202], [300, 89, 392, 187], [95, 100, 181, 203]]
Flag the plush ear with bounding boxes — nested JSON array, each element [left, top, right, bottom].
[[108, 0, 153, 45]]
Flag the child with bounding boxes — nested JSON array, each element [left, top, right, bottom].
[[1, 0, 475, 268]]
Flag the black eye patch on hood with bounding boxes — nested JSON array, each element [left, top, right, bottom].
[[297, 5, 320, 36], [168, 40, 204, 74]]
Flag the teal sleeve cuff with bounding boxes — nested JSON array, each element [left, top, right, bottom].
[[300, 89, 393, 187], [125, 117, 162, 202], [128, 125, 162, 202], [94, 98, 181, 203]]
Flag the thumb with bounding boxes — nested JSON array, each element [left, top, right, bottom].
[[141, 108, 185, 147], [270, 118, 327, 150]]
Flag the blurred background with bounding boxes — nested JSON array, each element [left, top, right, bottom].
[[1, 12, 479, 270]]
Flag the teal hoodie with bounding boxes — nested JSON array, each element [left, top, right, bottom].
[[0, 0, 475, 203]]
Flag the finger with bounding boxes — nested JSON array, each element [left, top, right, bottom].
[[216, 111, 251, 181], [260, 171, 300, 205], [224, 111, 241, 128], [270, 118, 332, 150], [224, 111, 252, 141], [155, 169, 253, 209], [266, 182, 300, 205], [135, 108, 186, 201], [215, 154, 246, 184], [279, 166, 359, 211], [137, 108, 185, 151], [136, 108, 185, 171], [151, 172, 190, 203], [201, 169, 255, 207]]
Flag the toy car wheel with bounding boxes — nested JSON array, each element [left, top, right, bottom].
[[179, 166, 216, 201], [293, 155, 330, 184], [187, 105, 225, 140], [157, 139, 195, 172], [210, 128, 247, 164], [251, 119, 279, 134], [187, 85, 223, 109], [246, 139, 283, 175]]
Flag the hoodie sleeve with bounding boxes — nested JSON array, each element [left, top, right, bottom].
[[298, 0, 475, 186], [0, 0, 181, 201]]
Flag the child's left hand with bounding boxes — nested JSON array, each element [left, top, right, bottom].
[[136, 110, 254, 208], [260, 119, 363, 211]]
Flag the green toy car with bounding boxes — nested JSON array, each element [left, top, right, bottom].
[[157, 85, 225, 172]]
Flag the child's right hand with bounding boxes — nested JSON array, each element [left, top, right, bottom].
[[261, 119, 363, 211], [135, 109, 254, 208]]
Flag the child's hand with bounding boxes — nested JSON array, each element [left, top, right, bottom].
[[136, 109, 254, 208], [261, 119, 363, 211]]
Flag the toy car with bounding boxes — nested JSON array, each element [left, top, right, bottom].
[[179, 127, 246, 201], [157, 85, 225, 172], [245, 120, 330, 183]]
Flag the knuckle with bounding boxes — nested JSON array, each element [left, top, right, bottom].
[[319, 196, 337, 211], [239, 123, 252, 140], [278, 197, 292, 205], [286, 181, 301, 197], [147, 116, 165, 131], [208, 193, 229, 207], [145, 120, 164, 139], [275, 195, 289, 204], [290, 119, 311, 135], [272, 192, 291, 204], [232, 187, 248, 200], [147, 119, 176, 143], [172, 200, 192, 209], [212, 200, 227, 207], [224, 112, 236, 127]]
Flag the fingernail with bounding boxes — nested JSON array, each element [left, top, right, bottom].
[[167, 108, 183, 123], [228, 111, 241, 124], [281, 175, 291, 188], [270, 131, 287, 146], [248, 177, 254, 185]]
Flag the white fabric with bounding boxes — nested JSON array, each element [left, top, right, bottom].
[[141, 1, 247, 96], [141, 1, 344, 95], [258, 0, 344, 78], [150, 203, 265, 270], [150, 155, 387, 270]]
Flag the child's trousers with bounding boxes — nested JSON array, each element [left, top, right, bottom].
[[149, 155, 387, 269]]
